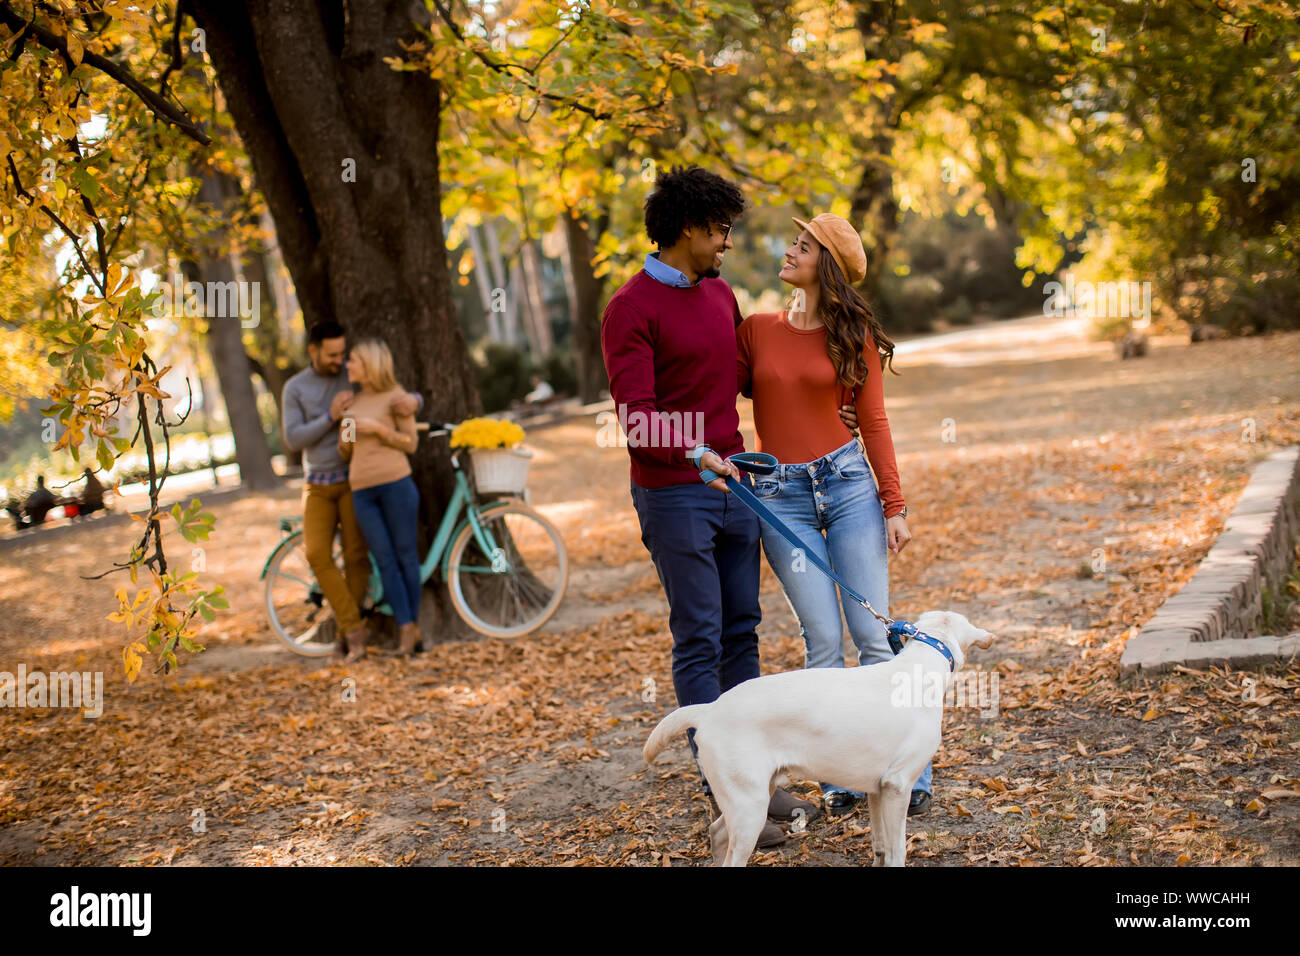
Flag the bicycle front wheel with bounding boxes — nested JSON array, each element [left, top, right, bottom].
[[446, 502, 568, 638], [264, 531, 343, 657]]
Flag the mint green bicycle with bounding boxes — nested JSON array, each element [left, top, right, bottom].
[[261, 422, 568, 656]]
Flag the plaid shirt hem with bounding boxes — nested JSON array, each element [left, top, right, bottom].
[[305, 470, 349, 486]]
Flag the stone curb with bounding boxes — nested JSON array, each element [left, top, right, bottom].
[[1120, 445, 1300, 677]]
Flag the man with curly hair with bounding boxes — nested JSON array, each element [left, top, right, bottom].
[[601, 165, 821, 847]]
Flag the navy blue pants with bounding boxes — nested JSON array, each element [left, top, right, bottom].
[[352, 476, 422, 626], [631, 480, 762, 783]]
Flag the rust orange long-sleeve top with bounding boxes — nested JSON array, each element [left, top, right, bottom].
[[737, 310, 905, 516]]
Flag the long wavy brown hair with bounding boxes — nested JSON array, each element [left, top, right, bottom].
[[788, 248, 898, 389]]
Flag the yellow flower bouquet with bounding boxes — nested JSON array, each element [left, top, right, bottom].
[[451, 418, 532, 494], [450, 417, 526, 450]]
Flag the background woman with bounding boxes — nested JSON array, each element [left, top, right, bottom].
[[737, 213, 929, 817], [338, 340, 422, 661]]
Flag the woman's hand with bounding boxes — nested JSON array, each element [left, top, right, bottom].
[[351, 416, 385, 436], [885, 514, 912, 554]]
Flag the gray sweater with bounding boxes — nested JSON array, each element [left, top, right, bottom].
[[281, 366, 423, 474]]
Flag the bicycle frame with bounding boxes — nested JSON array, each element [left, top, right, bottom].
[[424, 454, 514, 583], [259, 451, 516, 612]]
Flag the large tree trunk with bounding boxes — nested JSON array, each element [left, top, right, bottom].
[[186, 169, 279, 490], [563, 209, 610, 403], [192, 0, 483, 641]]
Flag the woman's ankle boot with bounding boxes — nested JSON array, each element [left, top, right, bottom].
[[398, 622, 420, 657]]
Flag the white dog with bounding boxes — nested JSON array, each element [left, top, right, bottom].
[[643, 611, 994, 867]]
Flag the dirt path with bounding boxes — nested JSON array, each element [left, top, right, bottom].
[[1, 318, 1297, 866]]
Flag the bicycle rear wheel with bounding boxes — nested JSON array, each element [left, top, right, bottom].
[[446, 502, 568, 638], [264, 531, 343, 657]]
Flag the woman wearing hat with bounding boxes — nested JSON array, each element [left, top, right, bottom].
[[736, 212, 930, 817]]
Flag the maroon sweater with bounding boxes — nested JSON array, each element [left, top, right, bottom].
[[601, 270, 746, 487]]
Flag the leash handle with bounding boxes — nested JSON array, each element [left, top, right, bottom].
[[698, 451, 778, 485]]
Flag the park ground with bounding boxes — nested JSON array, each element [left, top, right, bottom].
[[1, 313, 1298, 866]]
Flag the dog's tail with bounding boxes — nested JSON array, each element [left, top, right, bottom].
[[643, 703, 712, 765]]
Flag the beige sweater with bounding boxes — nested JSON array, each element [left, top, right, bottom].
[[339, 387, 418, 490]]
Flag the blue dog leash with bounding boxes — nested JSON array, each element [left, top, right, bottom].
[[699, 451, 954, 670]]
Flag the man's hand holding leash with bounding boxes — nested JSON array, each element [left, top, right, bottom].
[[692, 446, 739, 493]]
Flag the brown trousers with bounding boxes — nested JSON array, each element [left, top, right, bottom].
[[302, 481, 370, 633]]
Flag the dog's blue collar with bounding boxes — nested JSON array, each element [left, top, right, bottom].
[[913, 632, 956, 672], [887, 621, 955, 671]]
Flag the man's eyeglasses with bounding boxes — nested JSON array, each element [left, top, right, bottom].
[[711, 221, 733, 242]]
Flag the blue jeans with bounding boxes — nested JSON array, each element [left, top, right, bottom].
[[630, 479, 762, 793], [351, 476, 422, 627], [754, 437, 932, 797]]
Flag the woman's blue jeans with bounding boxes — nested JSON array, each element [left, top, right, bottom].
[[754, 437, 932, 797], [351, 475, 422, 627]]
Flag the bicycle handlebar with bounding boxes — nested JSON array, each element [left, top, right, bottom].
[[423, 422, 457, 439]]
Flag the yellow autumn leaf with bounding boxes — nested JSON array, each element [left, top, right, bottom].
[[153, 602, 180, 631], [122, 641, 147, 683], [65, 31, 84, 66], [1141, 708, 1159, 721]]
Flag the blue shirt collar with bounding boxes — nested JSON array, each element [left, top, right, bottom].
[[644, 251, 696, 288]]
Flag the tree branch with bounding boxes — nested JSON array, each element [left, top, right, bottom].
[[6, 151, 106, 296], [157, 0, 189, 99], [0, 0, 210, 144], [427, 0, 664, 122]]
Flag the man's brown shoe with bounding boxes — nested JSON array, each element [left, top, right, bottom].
[[708, 793, 787, 848], [343, 624, 369, 663], [767, 787, 823, 826]]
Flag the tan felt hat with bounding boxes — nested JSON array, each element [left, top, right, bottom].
[[792, 213, 867, 285]]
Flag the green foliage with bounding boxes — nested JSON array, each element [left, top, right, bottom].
[[984, 1, 1300, 332], [170, 497, 215, 544], [476, 342, 533, 413], [538, 349, 578, 399], [475, 344, 579, 411]]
